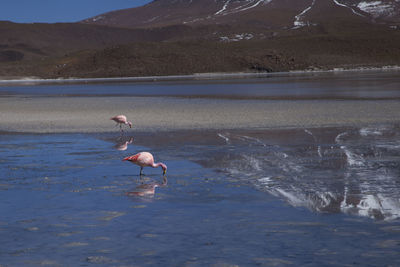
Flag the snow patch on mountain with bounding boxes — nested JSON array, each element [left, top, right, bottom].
[[215, 0, 271, 16], [293, 0, 316, 29], [215, 0, 232, 15], [357, 1, 395, 17], [91, 16, 105, 22], [237, 0, 270, 12], [334, 0, 365, 16], [220, 33, 254, 42]]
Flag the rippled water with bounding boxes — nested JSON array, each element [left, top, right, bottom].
[[211, 125, 400, 221], [1, 129, 399, 266]]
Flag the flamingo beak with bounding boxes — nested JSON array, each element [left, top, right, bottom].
[[163, 169, 166, 175], [129, 124, 132, 128]]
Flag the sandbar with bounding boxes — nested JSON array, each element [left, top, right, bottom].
[[0, 96, 399, 133]]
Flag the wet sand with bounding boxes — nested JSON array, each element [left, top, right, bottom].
[[0, 96, 399, 133]]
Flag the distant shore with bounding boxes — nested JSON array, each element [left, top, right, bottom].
[[1, 68, 400, 134], [1, 66, 400, 86]]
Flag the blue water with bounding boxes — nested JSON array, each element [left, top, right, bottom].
[[1, 71, 400, 265], [1, 70, 400, 99], [1, 131, 399, 266]]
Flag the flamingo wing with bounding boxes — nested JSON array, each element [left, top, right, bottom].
[[136, 152, 154, 167], [110, 115, 127, 123]]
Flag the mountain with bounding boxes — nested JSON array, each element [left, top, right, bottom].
[[83, 0, 400, 31], [0, 21, 199, 61], [1, 0, 400, 78]]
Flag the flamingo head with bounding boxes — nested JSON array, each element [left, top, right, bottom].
[[160, 163, 167, 175]]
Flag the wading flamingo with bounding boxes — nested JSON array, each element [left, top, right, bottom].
[[110, 115, 132, 132], [123, 152, 167, 175]]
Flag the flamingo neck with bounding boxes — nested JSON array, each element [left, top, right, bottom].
[[153, 162, 167, 171]]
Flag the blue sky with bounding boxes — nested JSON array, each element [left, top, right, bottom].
[[0, 0, 152, 23]]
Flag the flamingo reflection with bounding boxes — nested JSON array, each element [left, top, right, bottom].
[[126, 176, 167, 197], [114, 137, 134, 151]]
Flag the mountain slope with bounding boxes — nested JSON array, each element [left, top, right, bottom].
[[82, 0, 400, 30], [1, 0, 400, 78], [0, 21, 202, 61]]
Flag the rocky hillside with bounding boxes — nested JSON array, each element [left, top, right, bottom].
[[83, 0, 400, 30], [1, 0, 400, 78]]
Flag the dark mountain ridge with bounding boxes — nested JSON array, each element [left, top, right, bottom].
[[83, 0, 400, 30], [1, 0, 400, 78]]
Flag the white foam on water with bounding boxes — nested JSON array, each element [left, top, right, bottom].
[[318, 192, 336, 207], [335, 132, 348, 144], [304, 129, 313, 136], [336, 131, 366, 167], [217, 125, 400, 220], [280, 152, 289, 159], [376, 143, 400, 149], [243, 155, 262, 171], [273, 188, 329, 211], [217, 133, 230, 144], [341, 145, 365, 167], [304, 129, 323, 157], [317, 146, 322, 158], [238, 135, 267, 147], [341, 194, 400, 220], [258, 176, 273, 185], [275, 188, 307, 206], [359, 127, 383, 136]]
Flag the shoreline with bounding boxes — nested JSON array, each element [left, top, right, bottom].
[[1, 65, 400, 86], [1, 69, 399, 134], [1, 96, 399, 134], [0, 122, 397, 136]]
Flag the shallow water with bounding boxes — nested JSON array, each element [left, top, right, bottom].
[[1, 70, 400, 99], [1, 129, 400, 266], [1, 71, 400, 265]]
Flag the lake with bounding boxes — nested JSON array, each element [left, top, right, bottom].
[[0, 70, 400, 266]]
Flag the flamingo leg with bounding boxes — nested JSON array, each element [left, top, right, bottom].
[[140, 167, 143, 176], [119, 124, 125, 135]]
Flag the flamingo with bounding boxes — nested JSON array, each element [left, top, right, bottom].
[[123, 152, 167, 175], [110, 115, 132, 132]]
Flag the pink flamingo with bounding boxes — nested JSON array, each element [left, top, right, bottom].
[[123, 152, 167, 175], [110, 115, 132, 132]]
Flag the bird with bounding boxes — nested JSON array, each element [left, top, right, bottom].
[[123, 152, 167, 175], [110, 115, 132, 132]]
